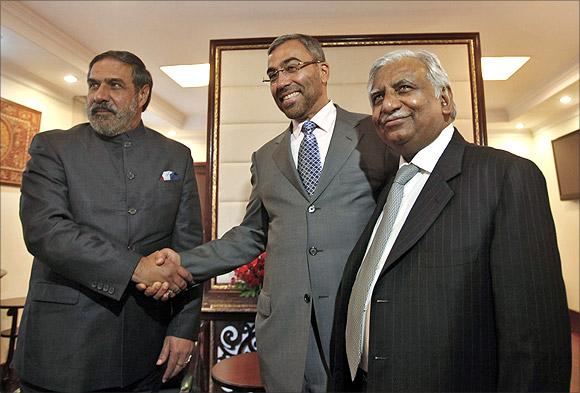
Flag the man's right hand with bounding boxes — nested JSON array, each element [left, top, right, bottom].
[[135, 248, 184, 300], [131, 250, 191, 296]]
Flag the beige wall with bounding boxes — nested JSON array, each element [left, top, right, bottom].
[[1, 74, 76, 299], [0, 74, 77, 360], [532, 115, 579, 312], [0, 73, 577, 363], [488, 112, 580, 312]]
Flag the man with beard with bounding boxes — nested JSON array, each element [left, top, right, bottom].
[[15, 50, 202, 392], [140, 34, 398, 392]]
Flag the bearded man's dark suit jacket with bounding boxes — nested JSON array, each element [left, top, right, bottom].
[[330, 130, 571, 392], [15, 122, 203, 392]]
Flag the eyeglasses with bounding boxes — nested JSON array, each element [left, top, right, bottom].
[[263, 60, 322, 83]]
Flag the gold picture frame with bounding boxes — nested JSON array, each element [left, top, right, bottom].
[[205, 33, 487, 292]]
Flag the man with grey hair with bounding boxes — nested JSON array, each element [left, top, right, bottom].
[[329, 49, 571, 392], [141, 34, 398, 392], [16, 50, 202, 392]]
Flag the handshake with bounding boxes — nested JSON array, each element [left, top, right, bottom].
[[131, 248, 190, 300]]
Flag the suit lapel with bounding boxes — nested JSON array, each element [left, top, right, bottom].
[[311, 107, 361, 200], [380, 130, 467, 275], [273, 106, 364, 201], [272, 123, 309, 198]]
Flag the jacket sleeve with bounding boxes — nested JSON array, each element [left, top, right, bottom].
[[167, 152, 204, 339], [490, 158, 571, 391], [180, 151, 268, 282], [20, 133, 141, 301]]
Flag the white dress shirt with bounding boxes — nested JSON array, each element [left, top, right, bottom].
[[359, 123, 455, 371], [290, 100, 336, 169]]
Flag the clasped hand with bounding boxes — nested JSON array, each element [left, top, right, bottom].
[[133, 251, 194, 382], [134, 248, 183, 300], [132, 249, 189, 299]]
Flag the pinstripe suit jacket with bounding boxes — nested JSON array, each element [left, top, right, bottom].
[[330, 130, 571, 392]]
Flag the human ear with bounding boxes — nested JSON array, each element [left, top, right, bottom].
[[319, 63, 330, 85], [440, 86, 454, 114], [138, 85, 150, 109]]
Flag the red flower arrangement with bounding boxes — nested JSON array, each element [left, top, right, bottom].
[[230, 252, 266, 297]]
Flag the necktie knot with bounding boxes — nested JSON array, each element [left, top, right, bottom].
[[301, 120, 317, 135], [394, 163, 419, 186]]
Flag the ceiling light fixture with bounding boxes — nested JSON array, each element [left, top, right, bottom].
[[481, 57, 530, 80], [559, 95, 572, 104], [167, 130, 177, 137], [64, 74, 78, 83], [515, 122, 525, 129], [160, 64, 210, 87]]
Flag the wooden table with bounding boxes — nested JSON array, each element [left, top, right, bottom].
[[201, 291, 257, 392], [1, 297, 25, 391], [1, 297, 26, 366], [211, 351, 264, 392]]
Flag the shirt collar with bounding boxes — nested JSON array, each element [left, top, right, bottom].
[[400, 123, 455, 173], [291, 100, 335, 136]]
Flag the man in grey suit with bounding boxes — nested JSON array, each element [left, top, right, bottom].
[[16, 51, 202, 392], [143, 34, 397, 392], [329, 49, 571, 391]]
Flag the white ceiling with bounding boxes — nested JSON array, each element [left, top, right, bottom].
[[1, 0, 578, 142]]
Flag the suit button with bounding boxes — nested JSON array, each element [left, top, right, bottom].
[[308, 247, 318, 256], [304, 294, 311, 303], [103, 284, 109, 291], [128, 208, 137, 215], [97, 282, 103, 290], [123, 141, 132, 148], [108, 287, 115, 295], [91, 281, 97, 288], [307, 205, 316, 213], [127, 244, 136, 251], [127, 171, 135, 180]]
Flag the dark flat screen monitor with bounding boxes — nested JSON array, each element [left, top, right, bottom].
[[551, 129, 579, 200]]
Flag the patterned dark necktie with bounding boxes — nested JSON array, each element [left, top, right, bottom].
[[345, 163, 420, 379], [297, 121, 321, 195]]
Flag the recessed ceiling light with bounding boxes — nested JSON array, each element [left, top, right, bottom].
[[515, 122, 525, 129], [64, 74, 78, 83], [481, 57, 530, 80], [559, 95, 572, 104], [160, 64, 210, 87], [167, 130, 177, 137]]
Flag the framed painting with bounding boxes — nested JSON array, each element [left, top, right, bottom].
[[1, 98, 41, 186], [205, 32, 487, 292]]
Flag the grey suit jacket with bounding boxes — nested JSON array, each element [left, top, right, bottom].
[[330, 130, 571, 392], [16, 122, 203, 392], [181, 106, 398, 391]]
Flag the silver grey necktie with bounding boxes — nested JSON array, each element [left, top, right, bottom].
[[297, 121, 321, 195], [345, 163, 420, 379]]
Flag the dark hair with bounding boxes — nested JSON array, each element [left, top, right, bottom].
[[267, 34, 326, 61], [88, 50, 153, 111]]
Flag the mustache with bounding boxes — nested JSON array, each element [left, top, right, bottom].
[[377, 109, 410, 125], [276, 85, 301, 99], [89, 101, 117, 115]]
